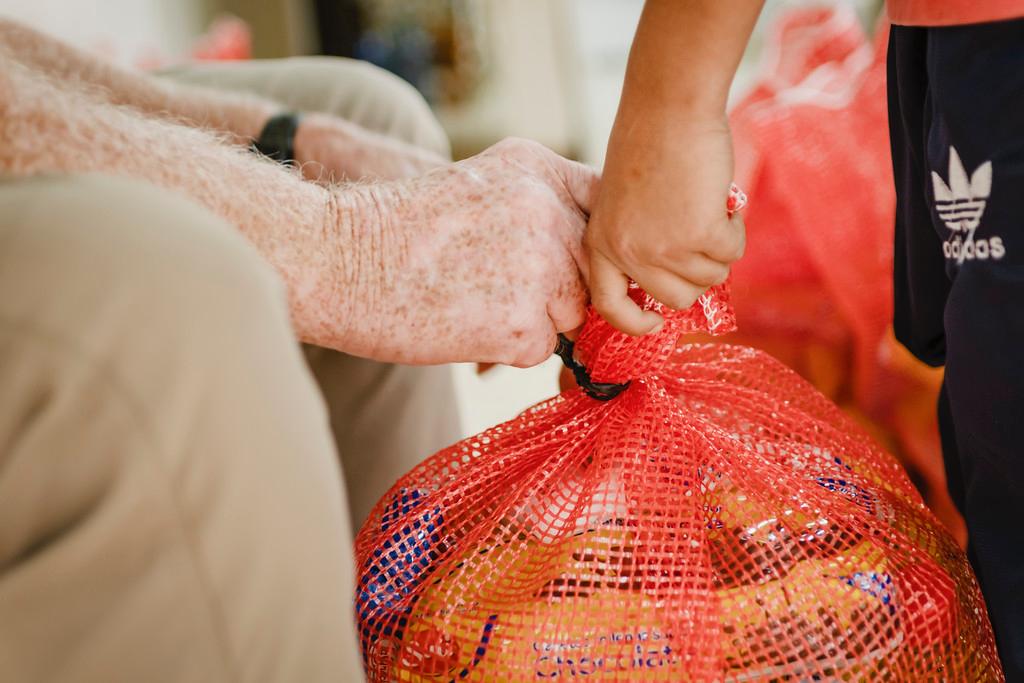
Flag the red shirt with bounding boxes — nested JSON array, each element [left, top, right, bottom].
[[888, 0, 1024, 26]]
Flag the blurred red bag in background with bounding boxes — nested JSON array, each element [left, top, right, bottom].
[[133, 14, 251, 71], [356, 189, 1001, 681], [189, 15, 252, 62], [728, 6, 961, 543]]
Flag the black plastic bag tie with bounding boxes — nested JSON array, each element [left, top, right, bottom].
[[554, 334, 630, 401]]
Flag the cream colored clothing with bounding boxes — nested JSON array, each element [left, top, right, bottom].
[[0, 58, 460, 682]]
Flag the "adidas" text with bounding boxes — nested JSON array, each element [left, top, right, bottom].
[[942, 235, 1005, 261]]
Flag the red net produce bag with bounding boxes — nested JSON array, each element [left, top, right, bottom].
[[724, 6, 961, 541], [355, 189, 1002, 681]]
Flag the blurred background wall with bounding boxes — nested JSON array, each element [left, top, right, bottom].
[[0, 0, 205, 62]]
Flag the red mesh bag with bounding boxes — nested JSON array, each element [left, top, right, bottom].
[[723, 7, 961, 541], [355, 189, 1002, 681]]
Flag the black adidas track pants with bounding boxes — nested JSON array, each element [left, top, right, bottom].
[[888, 19, 1024, 680]]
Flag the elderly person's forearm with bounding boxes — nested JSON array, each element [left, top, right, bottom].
[[0, 52, 372, 351]]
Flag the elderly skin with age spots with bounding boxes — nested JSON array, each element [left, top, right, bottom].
[[0, 45, 597, 368]]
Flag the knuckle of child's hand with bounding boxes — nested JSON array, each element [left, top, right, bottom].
[[711, 263, 732, 286], [693, 218, 720, 246], [605, 232, 645, 267], [696, 219, 740, 263], [732, 226, 747, 261], [651, 239, 693, 269], [715, 227, 745, 263]]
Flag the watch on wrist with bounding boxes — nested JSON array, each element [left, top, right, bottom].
[[252, 112, 303, 164]]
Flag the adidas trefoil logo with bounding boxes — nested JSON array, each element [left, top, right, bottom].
[[931, 146, 1004, 262], [932, 146, 990, 232]]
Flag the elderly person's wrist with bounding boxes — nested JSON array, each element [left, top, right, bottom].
[[306, 182, 403, 356]]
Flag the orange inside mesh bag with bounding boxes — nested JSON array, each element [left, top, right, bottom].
[[356, 192, 1002, 681]]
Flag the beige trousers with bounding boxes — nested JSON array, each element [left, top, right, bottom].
[[0, 59, 459, 683]]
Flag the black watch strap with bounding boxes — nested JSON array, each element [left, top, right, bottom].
[[252, 112, 302, 164]]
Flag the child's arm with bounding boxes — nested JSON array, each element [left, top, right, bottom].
[[585, 0, 764, 335]]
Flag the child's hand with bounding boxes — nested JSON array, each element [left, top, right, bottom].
[[584, 115, 746, 336]]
